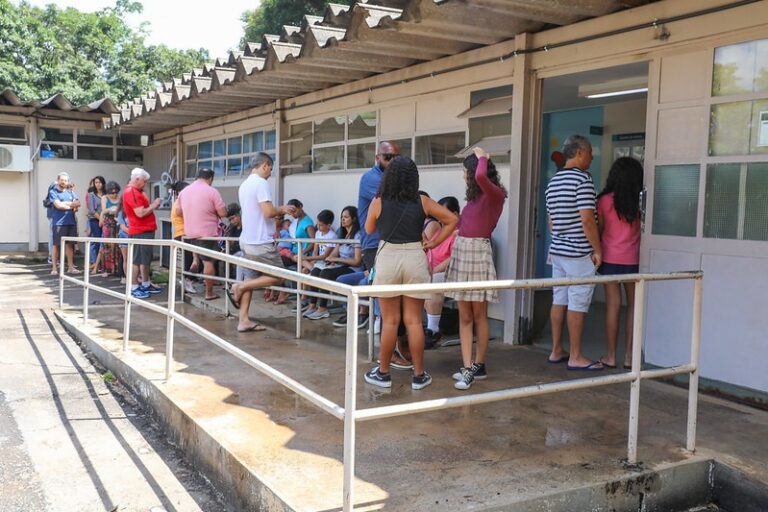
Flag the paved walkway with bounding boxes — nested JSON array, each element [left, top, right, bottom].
[[0, 257, 228, 512], [46, 259, 768, 510]]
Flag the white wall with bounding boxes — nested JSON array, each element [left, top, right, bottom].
[[0, 171, 31, 246], [37, 160, 135, 244]]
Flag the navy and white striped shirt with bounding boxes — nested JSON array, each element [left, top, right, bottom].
[[545, 167, 596, 258]]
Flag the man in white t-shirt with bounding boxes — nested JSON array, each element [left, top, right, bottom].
[[227, 152, 296, 332]]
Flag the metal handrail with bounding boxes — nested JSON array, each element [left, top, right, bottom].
[[59, 236, 702, 512]]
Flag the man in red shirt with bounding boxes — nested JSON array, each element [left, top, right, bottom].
[[122, 168, 162, 299]]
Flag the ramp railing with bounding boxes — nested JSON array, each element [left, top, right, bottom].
[[58, 236, 702, 512]]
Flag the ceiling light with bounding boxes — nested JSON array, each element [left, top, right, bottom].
[[586, 87, 648, 99]]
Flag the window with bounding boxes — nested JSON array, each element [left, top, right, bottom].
[[652, 165, 699, 237], [40, 128, 74, 160], [415, 132, 466, 166], [701, 39, 768, 241], [288, 111, 377, 173], [184, 128, 276, 178], [704, 163, 768, 241], [0, 124, 26, 145], [77, 129, 113, 161], [465, 85, 513, 163]]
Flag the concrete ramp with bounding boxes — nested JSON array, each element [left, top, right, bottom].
[[55, 302, 768, 511]]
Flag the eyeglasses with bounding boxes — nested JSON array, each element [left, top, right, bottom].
[[381, 153, 395, 161]]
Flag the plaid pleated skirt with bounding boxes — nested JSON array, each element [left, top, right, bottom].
[[444, 236, 499, 303]]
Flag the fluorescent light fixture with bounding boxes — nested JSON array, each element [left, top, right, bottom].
[[586, 87, 648, 99]]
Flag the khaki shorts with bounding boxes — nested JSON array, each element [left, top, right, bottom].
[[241, 243, 284, 279], [372, 241, 430, 299]]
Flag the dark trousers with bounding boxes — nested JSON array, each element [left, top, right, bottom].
[[308, 265, 354, 308]]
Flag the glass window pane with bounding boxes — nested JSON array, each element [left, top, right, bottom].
[[469, 114, 511, 143], [78, 129, 113, 145], [227, 157, 243, 176], [242, 134, 252, 154], [652, 164, 700, 237], [750, 100, 768, 155], [704, 164, 740, 239], [756, 40, 768, 93], [710, 101, 751, 156], [186, 162, 196, 178], [42, 128, 74, 143], [252, 132, 264, 152], [212, 159, 225, 176], [77, 146, 113, 161], [348, 143, 375, 169], [117, 148, 143, 163], [0, 125, 25, 140], [265, 129, 276, 150], [186, 144, 197, 160], [40, 144, 73, 159], [213, 139, 226, 157], [198, 141, 212, 159], [314, 116, 345, 144], [415, 132, 466, 166], [745, 163, 768, 241], [116, 133, 142, 146], [228, 136, 242, 156], [348, 112, 376, 140], [198, 159, 212, 171], [313, 145, 344, 172], [390, 138, 413, 159], [713, 41, 756, 96]]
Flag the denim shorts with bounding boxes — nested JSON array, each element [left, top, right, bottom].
[[598, 262, 639, 275], [551, 254, 596, 313]]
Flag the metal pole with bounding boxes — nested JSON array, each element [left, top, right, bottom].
[[296, 248, 303, 339], [83, 241, 91, 324], [686, 276, 703, 452], [627, 278, 646, 464], [342, 293, 360, 512], [179, 242, 185, 303], [367, 297, 374, 362], [58, 238, 66, 308], [224, 240, 230, 317], [123, 242, 134, 352], [166, 245, 178, 381]]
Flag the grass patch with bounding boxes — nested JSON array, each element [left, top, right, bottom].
[[153, 271, 169, 284], [103, 370, 115, 383]]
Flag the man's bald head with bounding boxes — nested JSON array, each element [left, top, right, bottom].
[[376, 141, 399, 169]]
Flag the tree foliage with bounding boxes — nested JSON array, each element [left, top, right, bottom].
[[0, 0, 209, 105], [241, 0, 352, 44]]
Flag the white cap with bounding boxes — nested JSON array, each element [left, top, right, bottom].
[[130, 167, 150, 180]]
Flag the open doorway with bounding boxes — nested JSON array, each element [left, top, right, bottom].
[[530, 62, 649, 347]]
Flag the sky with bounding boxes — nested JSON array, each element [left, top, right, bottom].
[[20, 0, 257, 58]]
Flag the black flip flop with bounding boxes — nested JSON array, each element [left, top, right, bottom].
[[225, 288, 240, 309]]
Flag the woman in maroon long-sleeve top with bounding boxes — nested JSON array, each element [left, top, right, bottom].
[[445, 147, 508, 390]]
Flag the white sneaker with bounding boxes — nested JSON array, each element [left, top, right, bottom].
[[183, 280, 197, 294], [366, 316, 381, 335]]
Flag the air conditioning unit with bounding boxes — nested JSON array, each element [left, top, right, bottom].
[[0, 144, 32, 172]]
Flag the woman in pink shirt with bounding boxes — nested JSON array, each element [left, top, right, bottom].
[[596, 157, 643, 370], [445, 147, 507, 391]]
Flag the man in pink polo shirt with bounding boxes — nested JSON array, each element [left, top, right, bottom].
[[176, 168, 227, 300]]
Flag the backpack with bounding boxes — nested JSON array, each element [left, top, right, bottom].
[[42, 193, 53, 208]]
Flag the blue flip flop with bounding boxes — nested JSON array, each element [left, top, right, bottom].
[[547, 355, 569, 364], [567, 361, 604, 371]]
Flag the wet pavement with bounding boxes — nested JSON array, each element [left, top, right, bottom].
[[46, 260, 768, 511]]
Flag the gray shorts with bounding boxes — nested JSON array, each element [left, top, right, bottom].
[[551, 254, 596, 313], [131, 231, 155, 267], [241, 243, 284, 279], [189, 239, 220, 262], [52, 224, 77, 247]]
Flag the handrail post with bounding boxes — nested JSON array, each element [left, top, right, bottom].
[[166, 244, 179, 381], [686, 276, 703, 452], [179, 241, 185, 303], [367, 296, 374, 363], [83, 240, 91, 324], [59, 237, 66, 308], [224, 239, 230, 317], [296, 248, 303, 339], [342, 293, 360, 512], [627, 278, 646, 463], [123, 242, 134, 352]]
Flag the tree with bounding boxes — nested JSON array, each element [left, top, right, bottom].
[[0, 0, 209, 105], [241, 0, 352, 44]]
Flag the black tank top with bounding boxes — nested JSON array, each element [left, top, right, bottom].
[[378, 198, 426, 244]]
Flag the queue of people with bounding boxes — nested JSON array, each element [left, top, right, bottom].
[[48, 132, 642, 395]]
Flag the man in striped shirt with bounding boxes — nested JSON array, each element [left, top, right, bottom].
[[545, 135, 603, 371]]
